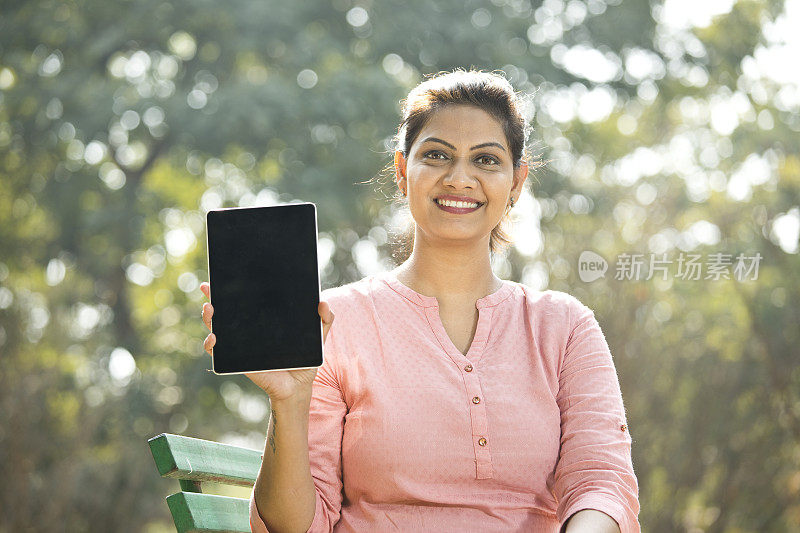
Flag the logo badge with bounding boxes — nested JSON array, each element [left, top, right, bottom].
[[578, 251, 608, 282]]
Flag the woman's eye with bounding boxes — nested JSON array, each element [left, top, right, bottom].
[[422, 151, 498, 165]]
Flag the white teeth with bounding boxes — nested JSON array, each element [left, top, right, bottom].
[[436, 199, 479, 208]]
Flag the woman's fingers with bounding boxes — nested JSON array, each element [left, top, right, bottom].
[[203, 333, 216, 355], [201, 282, 214, 355], [202, 302, 214, 331], [200, 282, 213, 331]]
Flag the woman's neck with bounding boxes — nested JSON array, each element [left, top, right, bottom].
[[392, 242, 502, 305]]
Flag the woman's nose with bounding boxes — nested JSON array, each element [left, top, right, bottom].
[[442, 157, 478, 188]]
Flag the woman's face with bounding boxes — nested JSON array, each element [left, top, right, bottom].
[[395, 104, 528, 249]]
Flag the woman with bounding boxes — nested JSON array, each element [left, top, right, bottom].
[[201, 69, 640, 532]]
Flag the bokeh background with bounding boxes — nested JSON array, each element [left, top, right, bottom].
[[2, 0, 799, 530]]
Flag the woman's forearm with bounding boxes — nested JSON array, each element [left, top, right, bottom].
[[253, 392, 317, 533], [564, 509, 621, 533]]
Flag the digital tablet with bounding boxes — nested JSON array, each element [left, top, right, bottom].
[[205, 203, 323, 374]]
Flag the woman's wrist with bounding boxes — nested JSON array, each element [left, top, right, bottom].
[[260, 391, 312, 460], [269, 389, 312, 413]]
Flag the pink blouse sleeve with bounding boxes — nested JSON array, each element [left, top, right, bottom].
[[249, 307, 347, 533], [554, 299, 641, 533]]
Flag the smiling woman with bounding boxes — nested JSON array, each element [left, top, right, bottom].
[[394, 104, 527, 260], [199, 69, 640, 533], [386, 69, 539, 263]]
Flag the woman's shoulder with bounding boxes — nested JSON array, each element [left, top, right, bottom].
[[320, 275, 377, 315], [512, 282, 594, 325]]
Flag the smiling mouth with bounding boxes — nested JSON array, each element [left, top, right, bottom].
[[434, 198, 483, 209], [433, 198, 483, 213]]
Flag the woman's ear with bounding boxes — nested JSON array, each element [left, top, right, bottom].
[[394, 150, 407, 187], [511, 160, 529, 199]]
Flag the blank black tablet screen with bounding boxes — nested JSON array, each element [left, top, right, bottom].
[[206, 203, 322, 374]]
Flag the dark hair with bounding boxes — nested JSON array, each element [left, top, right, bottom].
[[376, 68, 541, 264]]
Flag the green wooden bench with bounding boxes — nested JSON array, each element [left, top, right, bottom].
[[148, 433, 262, 533]]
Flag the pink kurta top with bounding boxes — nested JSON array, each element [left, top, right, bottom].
[[249, 270, 640, 532]]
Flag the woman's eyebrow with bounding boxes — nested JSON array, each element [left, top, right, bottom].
[[421, 137, 506, 152]]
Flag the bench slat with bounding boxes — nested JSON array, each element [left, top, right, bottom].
[[149, 433, 261, 487], [166, 492, 250, 533]]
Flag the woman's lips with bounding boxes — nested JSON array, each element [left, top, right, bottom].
[[433, 198, 482, 214]]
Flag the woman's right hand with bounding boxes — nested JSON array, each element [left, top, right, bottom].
[[200, 282, 335, 403]]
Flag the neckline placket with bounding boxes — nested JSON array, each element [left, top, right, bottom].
[[376, 269, 514, 363], [375, 270, 516, 480]]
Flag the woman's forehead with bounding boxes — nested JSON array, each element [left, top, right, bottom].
[[416, 106, 507, 147]]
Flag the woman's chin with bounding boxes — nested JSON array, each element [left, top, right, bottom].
[[419, 229, 491, 247]]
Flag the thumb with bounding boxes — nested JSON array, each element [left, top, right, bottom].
[[318, 300, 335, 324]]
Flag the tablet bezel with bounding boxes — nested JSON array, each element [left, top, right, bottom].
[[205, 202, 324, 375]]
